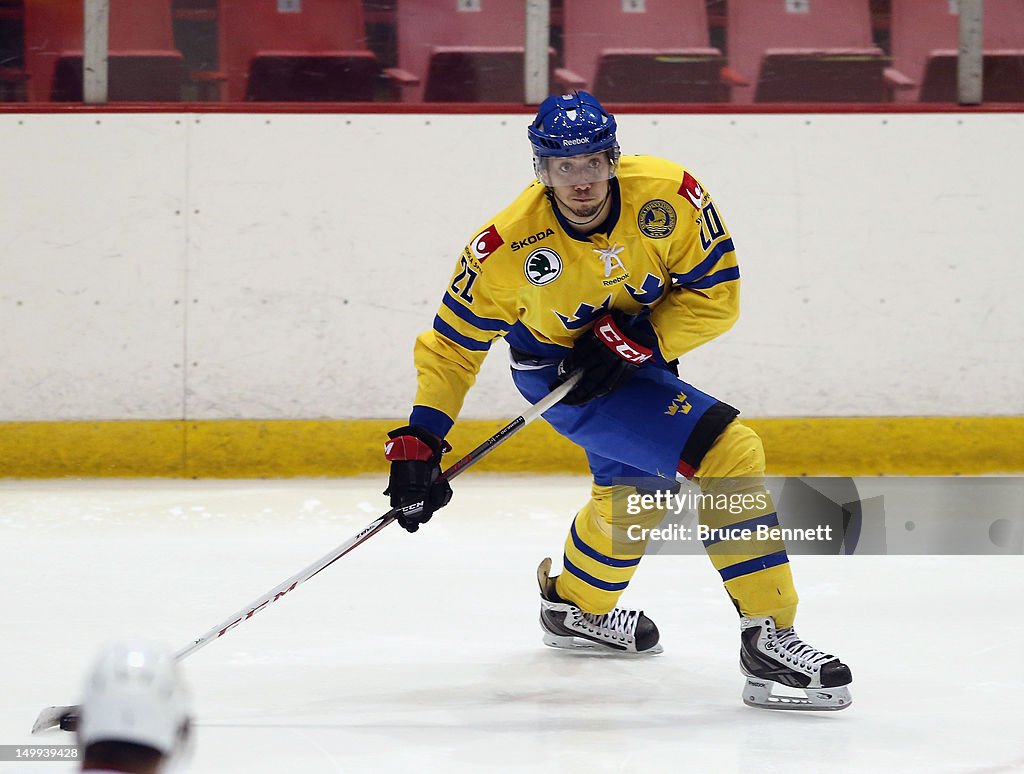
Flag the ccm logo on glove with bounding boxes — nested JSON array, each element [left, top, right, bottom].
[[550, 310, 658, 406], [593, 317, 654, 365], [383, 425, 453, 533]]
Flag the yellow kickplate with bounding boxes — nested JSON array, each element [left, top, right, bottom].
[[0, 417, 1020, 478]]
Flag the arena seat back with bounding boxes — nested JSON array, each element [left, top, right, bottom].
[[726, 0, 886, 103]]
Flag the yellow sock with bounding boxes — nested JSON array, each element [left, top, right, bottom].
[[693, 421, 798, 627], [555, 483, 665, 614]]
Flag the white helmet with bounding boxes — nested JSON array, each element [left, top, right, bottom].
[[77, 640, 192, 757]]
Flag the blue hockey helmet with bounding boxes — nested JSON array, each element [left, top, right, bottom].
[[528, 91, 620, 183], [528, 91, 618, 157]]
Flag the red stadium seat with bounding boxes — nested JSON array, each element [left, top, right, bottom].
[[557, 0, 726, 102], [726, 0, 887, 103], [888, 0, 1024, 102], [388, 0, 551, 102], [0, 2, 28, 101], [23, 0, 184, 102], [218, 0, 380, 101]]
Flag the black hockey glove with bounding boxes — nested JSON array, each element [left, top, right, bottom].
[[384, 425, 453, 533], [551, 311, 656, 406]]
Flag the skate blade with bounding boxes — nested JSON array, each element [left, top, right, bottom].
[[742, 677, 852, 711], [542, 632, 663, 656]]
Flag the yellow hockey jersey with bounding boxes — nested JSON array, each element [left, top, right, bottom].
[[410, 155, 740, 437]]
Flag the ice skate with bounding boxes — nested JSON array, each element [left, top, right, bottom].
[[739, 616, 852, 711], [536, 558, 662, 655]]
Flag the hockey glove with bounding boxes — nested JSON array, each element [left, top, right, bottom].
[[551, 311, 656, 406], [384, 425, 453, 533]]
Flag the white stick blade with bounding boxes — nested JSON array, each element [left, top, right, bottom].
[[31, 705, 78, 734]]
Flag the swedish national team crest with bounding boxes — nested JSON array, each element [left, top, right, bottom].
[[638, 199, 677, 239], [525, 248, 563, 286]]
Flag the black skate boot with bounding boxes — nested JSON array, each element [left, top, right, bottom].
[[739, 616, 852, 711], [536, 558, 662, 655]]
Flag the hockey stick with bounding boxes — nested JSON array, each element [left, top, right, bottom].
[[31, 371, 581, 734]]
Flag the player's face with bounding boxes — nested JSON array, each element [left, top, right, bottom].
[[544, 152, 613, 220], [543, 152, 612, 187]]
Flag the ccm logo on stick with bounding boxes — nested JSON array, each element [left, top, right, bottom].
[[595, 318, 653, 364], [217, 581, 298, 636]]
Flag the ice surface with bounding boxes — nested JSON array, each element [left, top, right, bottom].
[[1, 476, 1022, 773]]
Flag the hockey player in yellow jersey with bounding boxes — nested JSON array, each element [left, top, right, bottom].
[[384, 92, 852, 711]]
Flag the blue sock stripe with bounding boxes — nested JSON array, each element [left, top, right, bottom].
[[701, 512, 781, 548], [562, 555, 631, 592], [717, 550, 790, 582], [569, 522, 642, 568]]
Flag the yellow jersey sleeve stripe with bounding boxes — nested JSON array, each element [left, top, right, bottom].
[[441, 293, 512, 333], [689, 266, 740, 290], [670, 238, 735, 288], [432, 315, 491, 351]]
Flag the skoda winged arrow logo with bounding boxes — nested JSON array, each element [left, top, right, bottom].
[[525, 248, 563, 286]]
